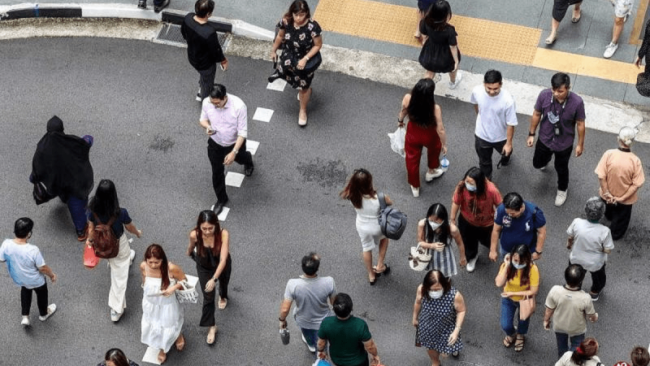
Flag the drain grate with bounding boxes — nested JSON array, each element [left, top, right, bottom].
[[155, 23, 230, 51]]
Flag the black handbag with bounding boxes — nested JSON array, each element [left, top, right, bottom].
[[33, 181, 55, 205], [636, 72, 650, 97], [293, 52, 322, 76]]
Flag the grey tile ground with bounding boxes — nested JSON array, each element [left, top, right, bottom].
[[583, 34, 637, 61], [624, 80, 650, 106], [469, 57, 526, 82], [521, 66, 577, 90], [572, 74, 628, 102]]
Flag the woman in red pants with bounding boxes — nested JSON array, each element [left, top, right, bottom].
[[398, 78, 447, 197]]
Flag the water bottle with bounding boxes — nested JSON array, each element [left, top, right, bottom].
[[280, 328, 290, 345], [440, 155, 450, 172]]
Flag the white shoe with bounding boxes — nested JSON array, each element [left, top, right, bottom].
[[39, 304, 57, 322], [425, 168, 445, 182], [539, 163, 548, 171], [21, 316, 30, 326], [449, 71, 463, 89], [466, 256, 478, 273], [302, 334, 316, 353], [129, 249, 136, 265], [110, 309, 123, 322], [555, 190, 568, 206], [603, 42, 618, 58], [410, 185, 420, 197]]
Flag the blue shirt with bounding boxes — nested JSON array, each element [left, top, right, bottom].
[[494, 201, 546, 253], [0, 239, 46, 289]]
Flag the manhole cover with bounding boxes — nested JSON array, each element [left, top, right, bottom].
[[154, 23, 229, 50]]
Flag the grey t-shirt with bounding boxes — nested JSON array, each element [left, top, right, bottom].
[[567, 218, 614, 272], [284, 275, 336, 330]]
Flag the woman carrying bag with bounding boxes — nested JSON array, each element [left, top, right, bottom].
[[416, 203, 466, 278], [186, 210, 232, 345], [495, 244, 540, 352]]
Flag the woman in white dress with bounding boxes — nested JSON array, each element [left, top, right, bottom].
[[140, 244, 186, 364], [340, 168, 393, 285]]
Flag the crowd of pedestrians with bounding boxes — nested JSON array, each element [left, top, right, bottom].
[[0, 0, 647, 365]]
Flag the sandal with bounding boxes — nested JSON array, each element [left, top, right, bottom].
[[545, 34, 557, 45], [175, 333, 185, 351], [373, 264, 391, 275], [207, 326, 218, 345], [571, 11, 581, 23], [218, 297, 228, 310], [369, 274, 377, 286], [157, 350, 167, 364], [503, 335, 515, 348], [514, 334, 525, 352]]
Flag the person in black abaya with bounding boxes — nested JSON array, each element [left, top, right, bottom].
[[31, 116, 94, 241]]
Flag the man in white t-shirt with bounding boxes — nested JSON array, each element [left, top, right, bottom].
[[544, 264, 598, 358], [278, 252, 336, 354], [0, 217, 57, 327], [470, 70, 519, 180]]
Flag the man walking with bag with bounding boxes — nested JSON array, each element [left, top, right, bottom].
[[278, 253, 337, 354], [181, 0, 228, 102]]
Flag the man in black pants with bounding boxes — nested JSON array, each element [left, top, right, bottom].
[[199, 84, 254, 215], [181, 0, 228, 102], [527, 73, 585, 207]]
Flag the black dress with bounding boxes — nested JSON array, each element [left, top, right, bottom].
[[275, 18, 322, 89], [418, 22, 461, 73], [194, 235, 232, 327]]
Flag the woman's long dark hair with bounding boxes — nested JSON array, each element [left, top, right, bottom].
[[194, 210, 222, 257], [145, 244, 170, 291], [424, 0, 452, 31], [104, 348, 130, 366], [339, 169, 376, 209], [506, 244, 533, 285], [283, 0, 311, 25], [424, 203, 450, 246], [570, 338, 599, 365], [420, 270, 451, 299], [407, 79, 437, 128], [459, 167, 487, 197], [88, 179, 120, 219]]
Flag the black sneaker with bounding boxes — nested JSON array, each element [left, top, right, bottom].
[[268, 72, 280, 84], [590, 292, 600, 301], [211, 200, 228, 216], [137, 0, 146, 9], [244, 163, 255, 177], [154, 0, 169, 13]]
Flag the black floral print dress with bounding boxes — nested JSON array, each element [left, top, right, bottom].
[[275, 19, 322, 89]]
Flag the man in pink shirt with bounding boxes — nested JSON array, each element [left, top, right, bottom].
[[199, 84, 254, 215], [595, 127, 644, 240]]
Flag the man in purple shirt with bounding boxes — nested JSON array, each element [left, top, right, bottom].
[[199, 84, 254, 215], [526, 73, 586, 207]]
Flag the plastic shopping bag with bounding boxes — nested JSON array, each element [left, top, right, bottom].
[[388, 127, 405, 157], [83, 244, 100, 269]]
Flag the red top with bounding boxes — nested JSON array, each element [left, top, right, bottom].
[[453, 180, 502, 227]]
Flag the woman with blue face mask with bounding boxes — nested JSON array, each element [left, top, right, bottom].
[[417, 203, 466, 278], [412, 270, 466, 365], [495, 244, 540, 353], [450, 167, 502, 273]]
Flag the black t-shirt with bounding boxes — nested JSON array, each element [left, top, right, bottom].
[[88, 208, 132, 238], [180, 13, 225, 71]]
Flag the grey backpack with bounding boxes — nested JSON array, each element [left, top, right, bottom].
[[378, 192, 408, 240]]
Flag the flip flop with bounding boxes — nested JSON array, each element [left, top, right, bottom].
[[218, 297, 228, 310], [207, 326, 218, 345], [545, 34, 557, 45], [571, 13, 581, 23], [157, 351, 167, 364]]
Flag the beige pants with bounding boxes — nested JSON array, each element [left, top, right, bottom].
[[107, 234, 131, 314]]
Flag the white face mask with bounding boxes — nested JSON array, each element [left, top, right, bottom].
[[512, 262, 527, 270], [428, 220, 442, 231], [429, 290, 444, 299]]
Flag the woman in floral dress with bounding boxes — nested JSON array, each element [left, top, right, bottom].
[[269, 0, 323, 127]]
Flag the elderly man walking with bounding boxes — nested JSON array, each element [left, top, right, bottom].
[[278, 253, 336, 354], [544, 264, 598, 358]]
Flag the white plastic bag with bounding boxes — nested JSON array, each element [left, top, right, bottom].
[[388, 127, 406, 157]]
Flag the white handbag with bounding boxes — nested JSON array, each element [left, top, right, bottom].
[[408, 244, 432, 271], [175, 279, 198, 304]]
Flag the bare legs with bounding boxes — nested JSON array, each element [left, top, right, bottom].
[[546, 3, 581, 44], [427, 349, 442, 366], [611, 16, 625, 44], [424, 70, 457, 83], [158, 333, 185, 364], [362, 238, 389, 282], [298, 87, 312, 126]]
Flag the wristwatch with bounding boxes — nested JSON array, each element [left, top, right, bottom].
[[534, 250, 543, 255]]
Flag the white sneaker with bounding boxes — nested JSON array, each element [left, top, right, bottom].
[[129, 249, 136, 265], [39, 304, 57, 322], [21, 316, 30, 326], [603, 42, 619, 59], [410, 185, 420, 198], [449, 71, 463, 90], [555, 190, 568, 206], [425, 168, 445, 182], [466, 256, 478, 273], [110, 309, 123, 322], [302, 334, 316, 353]]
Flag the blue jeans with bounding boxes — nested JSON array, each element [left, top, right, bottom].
[[67, 196, 88, 233], [555, 332, 584, 358], [500, 297, 530, 336], [301, 328, 318, 357]]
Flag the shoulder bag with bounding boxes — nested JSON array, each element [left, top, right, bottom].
[[378, 192, 408, 240]]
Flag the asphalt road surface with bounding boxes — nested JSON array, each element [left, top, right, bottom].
[[0, 37, 648, 366]]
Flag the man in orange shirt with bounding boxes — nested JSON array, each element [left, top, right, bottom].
[[595, 127, 645, 240]]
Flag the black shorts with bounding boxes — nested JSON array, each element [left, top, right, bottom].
[[553, 0, 583, 22]]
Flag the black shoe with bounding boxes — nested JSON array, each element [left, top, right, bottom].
[[244, 163, 255, 177], [137, 0, 146, 9], [211, 200, 228, 215], [154, 0, 169, 13], [268, 72, 280, 84]]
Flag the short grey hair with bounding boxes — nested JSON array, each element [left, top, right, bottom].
[[618, 126, 637, 147], [585, 197, 606, 221]]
